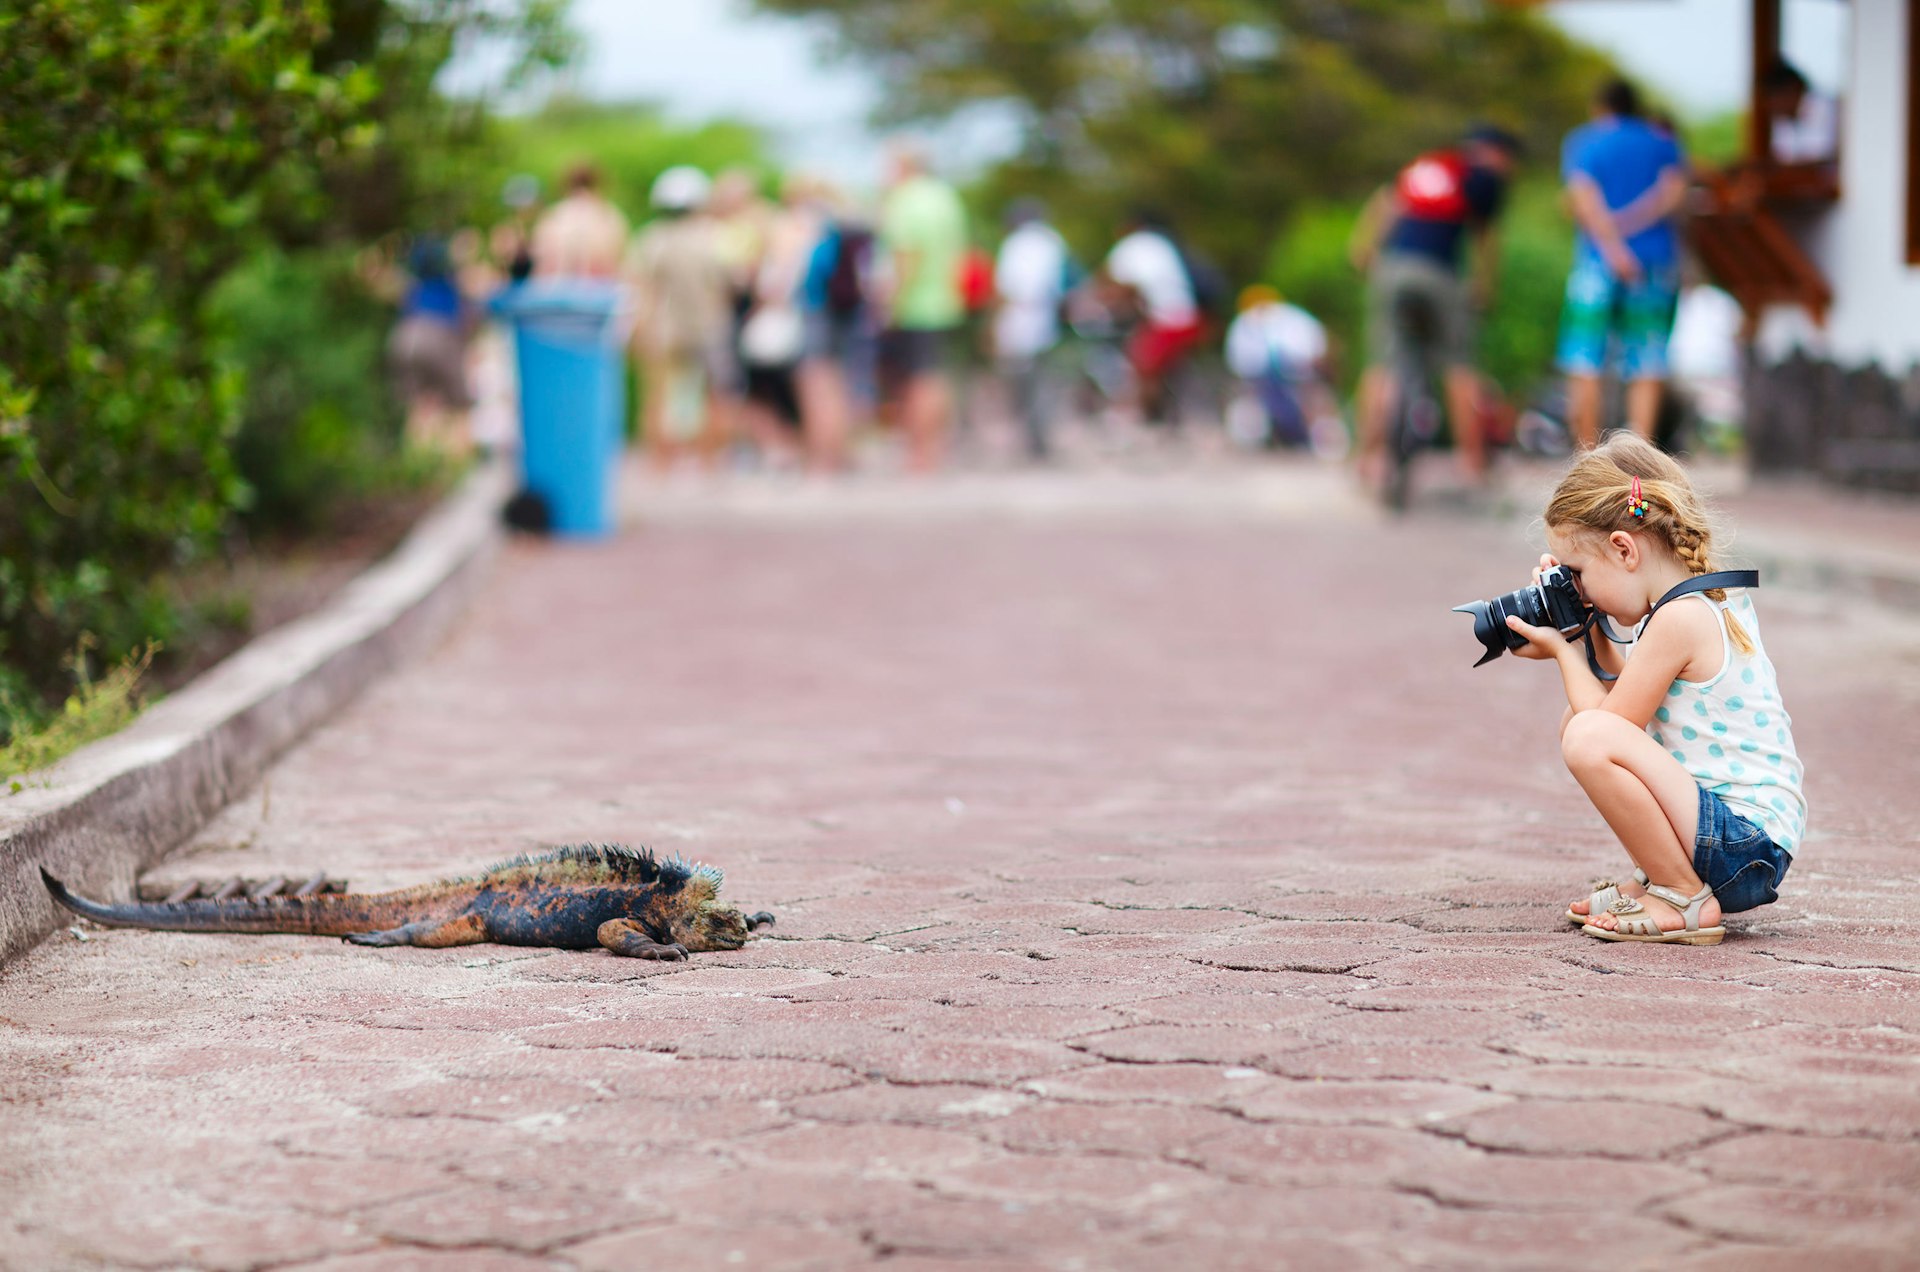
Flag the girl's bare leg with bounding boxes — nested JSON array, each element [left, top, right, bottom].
[[1559, 709, 1721, 933], [1560, 706, 1644, 918]]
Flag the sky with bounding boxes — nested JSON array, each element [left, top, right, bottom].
[[454, 0, 1852, 184]]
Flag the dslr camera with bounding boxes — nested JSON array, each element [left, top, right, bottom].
[[1453, 565, 1593, 666]]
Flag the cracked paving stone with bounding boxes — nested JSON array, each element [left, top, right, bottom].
[[1105, 1233, 1406, 1272], [6, 465, 1918, 1266], [1657, 1246, 1920, 1272], [1268, 1040, 1527, 1082], [1391, 1152, 1708, 1213], [1659, 1184, 1920, 1246], [1435, 1097, 1730, 1158], [282, 1250, 562, 1272], [358, 1182, 669, 1252], [13, 1188, 373, 1272], [1685, 1131, 1920, 1190], [1401, 1209, 1694, 1267], [1692, 1081, 1920, 1139], [733, 1120, 999, 1176], [1141, 1181, 1434, 1246], [1223, 1077, 1512, 1128], [1182, 1121, 1480, 1189], [561, 1220, 873, 1272], [855, 1194, 1145, 1263], [954, 1155, 1227, 1215], [1072, 1022, 1325, 1067], [982, 1100, 1248, 1157]]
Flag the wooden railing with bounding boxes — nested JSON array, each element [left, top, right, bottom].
[[1687, 165, 1836, 336]]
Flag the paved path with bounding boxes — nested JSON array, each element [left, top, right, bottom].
[[6, 459, 1920, 1270]]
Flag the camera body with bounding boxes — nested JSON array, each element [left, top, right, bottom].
[[1453, 565, 1592, 667]]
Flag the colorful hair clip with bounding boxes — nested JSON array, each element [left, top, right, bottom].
[[1628, 475, 1650, 519]]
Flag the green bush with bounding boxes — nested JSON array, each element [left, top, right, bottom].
[[0, 641, 153, 785], [1265, 202, 1368, 385], [0, 1, 370, 725], [209, 247, 409, 534], [1265, 175, 1574, 401]]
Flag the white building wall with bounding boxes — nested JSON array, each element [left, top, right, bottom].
[[1758, 0, 1920, 369]]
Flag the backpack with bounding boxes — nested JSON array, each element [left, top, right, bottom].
[[1393, 148, 1472, 222], [958, 246, 995, 314], [825, 226, 872, 316]]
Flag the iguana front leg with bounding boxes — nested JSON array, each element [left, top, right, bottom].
[[344, 914, 490, 948], [745, 912, 775, 931], [597, 918, 687, 961]]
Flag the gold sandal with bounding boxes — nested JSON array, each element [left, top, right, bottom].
[[1583, 882, 1725, 945]]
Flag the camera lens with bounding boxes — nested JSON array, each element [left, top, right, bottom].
[[1512, 583, 1550, 628], [1453, 582, 1551, 666], [1452, 598, 1509, 666]]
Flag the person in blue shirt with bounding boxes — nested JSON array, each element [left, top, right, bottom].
[[1556, 79, 1692, 449], [386, 236, 474, 454]]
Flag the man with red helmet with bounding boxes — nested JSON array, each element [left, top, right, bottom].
[[1349, 126, 1523, 490]]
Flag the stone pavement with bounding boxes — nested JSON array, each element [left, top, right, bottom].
[[5, 455, 1920, 1270]]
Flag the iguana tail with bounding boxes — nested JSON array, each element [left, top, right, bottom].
[[40, 868, 442, 937]]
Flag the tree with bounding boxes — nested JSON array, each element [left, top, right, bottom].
[[752, 0, 1613, 279], [302, 0, 579, 242]]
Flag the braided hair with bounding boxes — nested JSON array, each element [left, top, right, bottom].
[[1544, 434, 1755, 655]]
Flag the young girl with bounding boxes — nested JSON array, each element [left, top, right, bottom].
[[1506, 434, 1805, 944]]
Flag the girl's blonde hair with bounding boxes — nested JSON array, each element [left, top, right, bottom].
[[1544, 433, 1754, 655]]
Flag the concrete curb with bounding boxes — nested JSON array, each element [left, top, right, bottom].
[[1726, 529, 1920, 613], [0, 458, 515, 966]]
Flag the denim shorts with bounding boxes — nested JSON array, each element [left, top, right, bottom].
[[1694, 785, 1791, 914]]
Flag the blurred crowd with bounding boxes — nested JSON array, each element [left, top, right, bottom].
[[375, 72, 1771, 490], [377, 140, 1344, 478]]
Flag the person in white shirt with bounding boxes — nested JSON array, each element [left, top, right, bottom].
[[1762, 60, 1839, 167], [1224, 285, 1331, 449], [1100, 210, 1203, 425], [993, 200, 1070, 459]]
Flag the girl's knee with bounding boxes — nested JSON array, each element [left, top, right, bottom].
[[1560, 709, 1626, 773]]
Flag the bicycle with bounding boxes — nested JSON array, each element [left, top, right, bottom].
[[1381, 290, 1446, 512]]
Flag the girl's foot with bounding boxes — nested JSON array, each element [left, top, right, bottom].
[[1584, 882, 1723, 939], [1567, 869, 1649, 923]]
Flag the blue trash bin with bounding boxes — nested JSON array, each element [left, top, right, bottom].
[[492, 281, 628, 538]]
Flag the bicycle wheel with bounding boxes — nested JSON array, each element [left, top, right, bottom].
[[1382, 371, 1420, 512]]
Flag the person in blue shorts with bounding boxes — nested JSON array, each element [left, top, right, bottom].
[[1556, 79, 1692, 450]]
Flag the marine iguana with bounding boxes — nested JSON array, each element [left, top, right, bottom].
[[41, 844, 773, 960]]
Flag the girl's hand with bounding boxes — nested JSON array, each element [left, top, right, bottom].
[[1532, 553, 1560, 584], [1505, 614, 1571, 661]]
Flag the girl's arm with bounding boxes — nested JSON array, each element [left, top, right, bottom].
[[1507, 601, 1705, 726]]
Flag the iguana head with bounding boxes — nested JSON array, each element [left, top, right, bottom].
[[678, 900, 752, 951], [661, 860, 756, 951]]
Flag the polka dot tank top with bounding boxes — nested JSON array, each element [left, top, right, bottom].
[[1639, 590, 1806, 853]]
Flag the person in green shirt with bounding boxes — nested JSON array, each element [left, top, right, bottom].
[[878, 142, 967, 472]]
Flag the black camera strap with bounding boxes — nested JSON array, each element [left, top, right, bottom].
[[1584, 570, 1759, 683]]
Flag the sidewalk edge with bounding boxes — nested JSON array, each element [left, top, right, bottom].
[[1727, 534, 1920, 614], [0, 458, 514, 967]]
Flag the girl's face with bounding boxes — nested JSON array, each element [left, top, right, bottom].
[[1546, 526, 1653, 625]]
